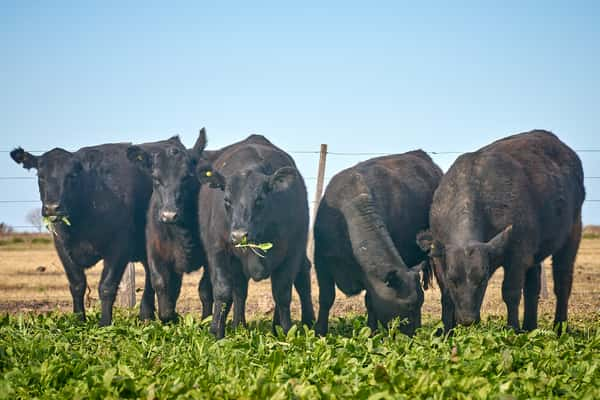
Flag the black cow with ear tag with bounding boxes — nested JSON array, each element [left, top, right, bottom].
[[196, 134, 315, 339], [126, 130, 213, 323]]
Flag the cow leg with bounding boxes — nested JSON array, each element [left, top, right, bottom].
[[167, 273, 183, 320], [198, 269, 213, 319], [98, 254, 129, 326], [523, 263, 541, 331], [55, 243, 88, 321], [147, 257, 179, 324], [552, 219, 581, 333], [501, 263, 526, 331], [209, 251, 233, 339], [64, 266, 87, 322], [294, 257, 315, 326], [314, 259, 336, 336], [139, 260, 156, 321], [231, 269, 248, 329], [271, 267, 294, 334], [365, 292, 378, 331]]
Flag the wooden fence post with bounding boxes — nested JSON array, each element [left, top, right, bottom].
[[540, 263, 549, 299], [307, 144, 328, 262], [118, 262, 136, 307]]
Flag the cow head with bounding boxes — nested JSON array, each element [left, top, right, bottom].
[[197, 165, 299, 280], [127, 129, 207, 225], [10, 147, 85, 222], [417, 226, 513, 326]]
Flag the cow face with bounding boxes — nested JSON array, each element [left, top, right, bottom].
[[127, 135, 203, 225], [198, 166, 298, 280], [418, 226, 512, 326], [10, 147, 83, 220], [370, 265, 425, 335]]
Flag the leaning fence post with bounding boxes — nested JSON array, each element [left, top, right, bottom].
[[118, 262, 136, 307], [307, 144, 328, 262]]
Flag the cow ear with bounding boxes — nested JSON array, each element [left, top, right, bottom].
[[416, 230, 433, 252], [10, 147, 38, 170], [126, 146, 152, 170], [191, 127, 207, 158], [486, 225, 513, 266], [416, 230, 444, 258], [196, 165, 225, 190], [269, 167, 298, 192]]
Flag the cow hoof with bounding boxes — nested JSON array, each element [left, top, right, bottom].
[[139, 311, 155, 321]]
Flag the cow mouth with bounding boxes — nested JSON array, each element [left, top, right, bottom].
[[368, 279, 422, 335]]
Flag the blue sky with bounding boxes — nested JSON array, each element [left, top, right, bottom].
[[1, 1, 599, 229]]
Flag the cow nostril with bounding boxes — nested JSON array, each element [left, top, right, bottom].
[[230, 230, 248, 245], [160, 211, 177, 223]]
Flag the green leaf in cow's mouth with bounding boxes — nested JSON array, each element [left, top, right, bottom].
[[43, 215, 71, 235], [234, 236, 273, 258]]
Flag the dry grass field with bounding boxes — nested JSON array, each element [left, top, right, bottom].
[[1, 233, 599, 325]]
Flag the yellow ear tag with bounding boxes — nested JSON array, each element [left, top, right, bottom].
[[205, 171, 213, 177], [137, 155, 143, 161], [431, 244, 436, 250]]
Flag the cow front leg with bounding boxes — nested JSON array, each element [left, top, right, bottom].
[[294, 257, 315, 326], [502, 263, 526, 331], [198, 268, 213, 320], [208, 251, 233, 339], [523, 263, 541, 331], [55, 243, 88, 321], [139, 260, 156, 321], [271, 268, 294, 334]]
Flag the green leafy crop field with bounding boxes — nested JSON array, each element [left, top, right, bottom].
[[1, 312, 599, 399]]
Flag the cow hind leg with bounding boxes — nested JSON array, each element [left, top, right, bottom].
[[552, 219, 581, 333], [98, 255, 129, 326], [198, 269, 213, 320], [314, 258, 336, 336], [294, 257, 315, 326], [364, 292, 378, 332], [523, 263, 541, 331]]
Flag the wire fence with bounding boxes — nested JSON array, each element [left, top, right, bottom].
[[1, 147, 599, 230]]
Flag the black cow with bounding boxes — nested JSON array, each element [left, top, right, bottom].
[[313, 151, 443, 336], [197, 135, 315, 339], [418, 130, 585, 333], [10, 143, 156, 325], [126, 131, 212, 323]]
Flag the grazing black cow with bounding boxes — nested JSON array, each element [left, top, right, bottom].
[[418, 130, 585, 333], [313, 151, 443, 336], [126, 131, 212, 323], [197, 135, 315, 339], [10, 143, 156, 325]]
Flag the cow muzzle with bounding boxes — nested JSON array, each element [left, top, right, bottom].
[[160, 210, 178, 224], [43, 203, 63, 217], [230, 229, 248, 245]]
